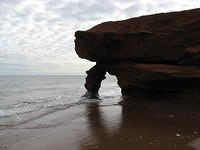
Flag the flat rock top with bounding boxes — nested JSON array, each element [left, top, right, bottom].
[[88, 8, 200, 34]]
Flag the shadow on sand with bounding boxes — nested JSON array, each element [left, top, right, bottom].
[[80, 96, 200, 150]]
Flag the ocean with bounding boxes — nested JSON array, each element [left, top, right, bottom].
[[0, 75, 121, 129]]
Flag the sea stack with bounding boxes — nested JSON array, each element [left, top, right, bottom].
[[75, 8, 200, 100]]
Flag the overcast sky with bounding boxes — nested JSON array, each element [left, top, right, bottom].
[[0, 0, 199, 75]]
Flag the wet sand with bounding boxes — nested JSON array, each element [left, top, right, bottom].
[[1, 98, 200, 150]]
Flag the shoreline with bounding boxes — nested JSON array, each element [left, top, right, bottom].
[[0, 98, 199, 150]]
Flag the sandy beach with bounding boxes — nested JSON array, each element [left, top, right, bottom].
[[0, 97, 199, 150]]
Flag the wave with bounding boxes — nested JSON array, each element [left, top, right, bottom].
[[0, 94, 120, 130], [0, 96, 80, 127]]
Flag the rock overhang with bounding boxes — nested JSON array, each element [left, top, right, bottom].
[[74, 8, 200, 100]]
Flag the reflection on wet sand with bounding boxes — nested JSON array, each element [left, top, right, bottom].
[[81, 100, 200, 150]]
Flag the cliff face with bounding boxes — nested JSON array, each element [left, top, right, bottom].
[[75, 8, 200, 100]]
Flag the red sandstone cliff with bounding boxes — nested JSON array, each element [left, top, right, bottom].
[[75, 8, 200, 100]]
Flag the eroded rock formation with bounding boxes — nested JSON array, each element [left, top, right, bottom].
[[75, 8, 200, 100]]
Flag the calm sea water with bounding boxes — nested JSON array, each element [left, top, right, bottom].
[[0, 75, 121, 128]]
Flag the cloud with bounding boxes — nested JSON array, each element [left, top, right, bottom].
[[0, 0, 23, 5], [0, 0, 200, 75]]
